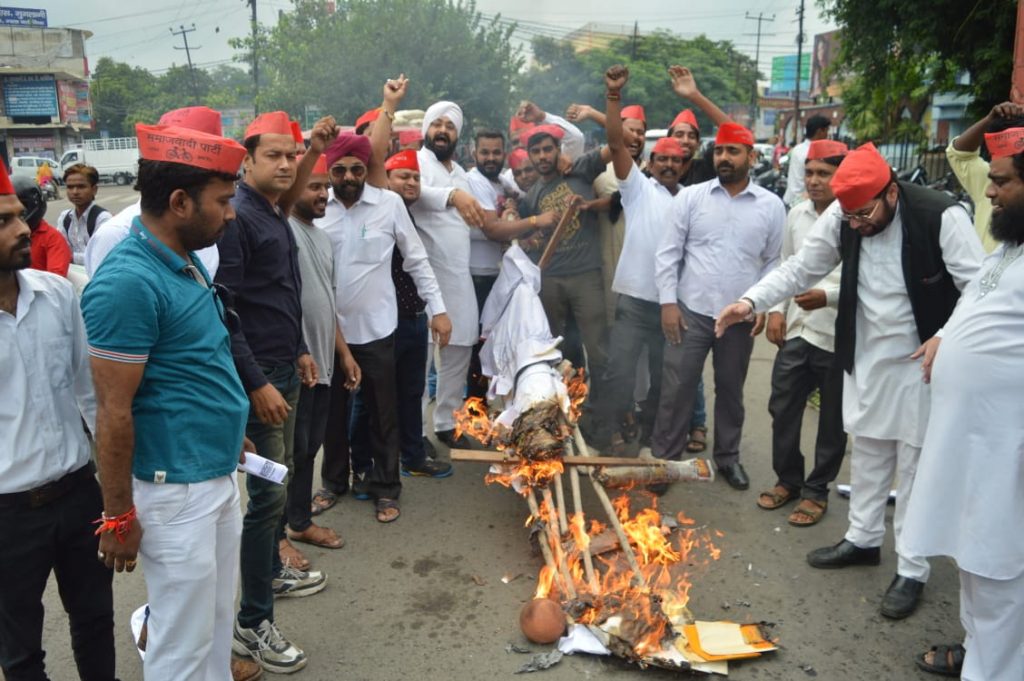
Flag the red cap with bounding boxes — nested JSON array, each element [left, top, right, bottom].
[[385, 149, 420, 172], [136, 123, 246, 174], [157, 106, 222, 136], [509, 115, 531, 133], [355, 108, 381, 131], [0, 161, 14, 195], [715, 122, 754, 147], [309, 153, 329, 175], [620, 104, 646, 123], [669, 109, 699, 133], [508, 148, 530, 170], [651, 137, 685, 158], [526, 124, 565, 147], [244, 111, 292, 140], [829, 142, 893, 212], [807, 139, 849, 161], [290, 121, 305, 145], [984, 128, 1024, 159], [398, 130, 423, 146]]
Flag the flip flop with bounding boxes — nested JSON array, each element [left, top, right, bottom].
[[310, 489, 338, 516], [788, 498, 827, 526], [686, 426, 708, 453], [757, 485, 797, 510], [915, 644, 965, 677], [375, 498, 400, 523], [287, 524, 345, 549]]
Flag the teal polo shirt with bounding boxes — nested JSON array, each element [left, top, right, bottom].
[[82, 218, 249, 484]]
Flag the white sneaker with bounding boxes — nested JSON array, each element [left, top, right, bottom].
[[232, 619, 307, 674], [272, 565, 327, 598]]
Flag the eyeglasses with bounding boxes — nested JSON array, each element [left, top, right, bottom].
[[840, 199, 884, 225], [329, 165, 366, 178], [210, 282, 242, 334]]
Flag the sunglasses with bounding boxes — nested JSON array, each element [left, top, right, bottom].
[[841, 199, 885, 225]]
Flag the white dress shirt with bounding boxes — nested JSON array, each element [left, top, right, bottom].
[[614, 164, 676, 303], [656, 178, 785, 317], [783, 139, 810, 206], [769, 198, 842, 353], [58, 201, 112, 265], [410, 148, 479, 346], [743, 201, 983, 445], [465, 167, 505, 277], [85, 200, 220, 278], [316, 184, 445, 345], [0, 270, 96, 493]]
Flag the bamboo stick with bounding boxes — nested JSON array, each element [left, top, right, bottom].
[[525, 489, 564, 592], [553, 473, 569, 535], [541, 486, 577, 600]]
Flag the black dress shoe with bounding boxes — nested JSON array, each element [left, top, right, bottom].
[[436, 429, 471, 449], [881, 575, 925, 619], [807, 539, 881, 569], [718, 463, 750, 490]]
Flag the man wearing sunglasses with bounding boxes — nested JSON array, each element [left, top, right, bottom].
[[716, 142, 984, 621]]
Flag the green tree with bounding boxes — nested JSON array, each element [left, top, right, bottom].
[[240, 0, 523, 134], [516, 32, 758, 135], [820, 0, 1016, 131], [89, 57, 158, 137]]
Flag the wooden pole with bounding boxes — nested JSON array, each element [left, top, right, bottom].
[[553, 473, 569, 535], [568, 464, 600, 592], [538, 487, 578, 600], [538, 197, 582, 271], [525, 489, 565, 593], [449, 449, 667, 467]]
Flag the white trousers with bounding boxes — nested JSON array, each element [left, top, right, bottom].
[[844, 436, 930, 581], [134, 474, 242, 681], [427, 342, 472, 432], [960, 569, 1024, 681]]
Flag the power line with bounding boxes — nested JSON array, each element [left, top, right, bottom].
[[745, 12, 775, 127]]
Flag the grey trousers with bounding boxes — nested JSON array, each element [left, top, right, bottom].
[[651, 305, 754, 467], [768, 336, 847, 500]]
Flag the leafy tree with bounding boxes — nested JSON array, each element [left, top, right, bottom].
[[89, 57, 158, 137], [241, 0, 523, 133], [819, 0, 1017, 131], [516, 32, 758, 134]]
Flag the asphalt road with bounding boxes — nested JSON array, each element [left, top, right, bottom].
[[27, 198, 962, 680], [44, 185, 139, 226]]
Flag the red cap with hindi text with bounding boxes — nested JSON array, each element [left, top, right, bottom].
[[829, 142, 893, 212], [621, 104, 646, 123], [244, 111, 293, 141], [526, 124, 565, 147], [157, 106, 222, 136], [807, 139, 849, 161], [136, 124, 246, 174], [508, 148, 529, 170], [669, 109, 699, 133], [385, 149, 419, 172], [984, 128, 1024, 159], [652, 137, 685, 157], [355, 109, 381, 132], [715, 122, 754, 147]]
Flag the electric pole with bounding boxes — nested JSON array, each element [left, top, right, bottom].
[[631, 21, 639, 60], [247, 0, 259, 114], [744, 12, 775, 134], [793, 0, 805, 146], [170, 24, 201, 103]]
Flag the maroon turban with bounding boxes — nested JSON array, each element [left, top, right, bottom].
[[325, 133, 372, 167]]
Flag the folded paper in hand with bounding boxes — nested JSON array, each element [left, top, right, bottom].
[[238, 452, 287, 484]]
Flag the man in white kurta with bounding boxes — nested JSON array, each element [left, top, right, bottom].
[[409, 101, 481, 447], [901, 127, 1024, 681], [718, 142, 984, 620]]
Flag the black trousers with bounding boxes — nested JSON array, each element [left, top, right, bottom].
[[768, 336, 848, 500], [333, 336, 401, 500], [286, 383, 332, 532], [0, 471, 117, 681]]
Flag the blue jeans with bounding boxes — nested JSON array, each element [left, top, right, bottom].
[[238, 363, 299, 630], [692, 375, 707, 429]]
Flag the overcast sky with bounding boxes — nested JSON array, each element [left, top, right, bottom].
[[44, 0, 834, 79]]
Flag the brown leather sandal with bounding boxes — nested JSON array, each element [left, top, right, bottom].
[[788, 498, 828, 526], [757, 485, 797, 510]]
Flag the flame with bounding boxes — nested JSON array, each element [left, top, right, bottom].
[[454, 397, 494, 444], [535, 565, 555, 599], [564, 367, 588, 424]]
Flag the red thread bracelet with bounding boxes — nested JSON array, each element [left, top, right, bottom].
[[93, 506, 137, 543]]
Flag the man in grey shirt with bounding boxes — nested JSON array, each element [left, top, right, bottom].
[[282, 154, 360, 559]]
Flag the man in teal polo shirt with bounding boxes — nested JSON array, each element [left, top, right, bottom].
[[82, 123, 254, 681]]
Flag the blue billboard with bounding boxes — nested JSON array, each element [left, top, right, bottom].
[[3, 75, 58, 117], [0, 6, 47, 27]]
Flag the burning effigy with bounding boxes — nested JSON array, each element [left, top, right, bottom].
[[451, 243, 778, 675]]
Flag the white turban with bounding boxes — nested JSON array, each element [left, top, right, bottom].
[[421, 101, 463, 137]]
